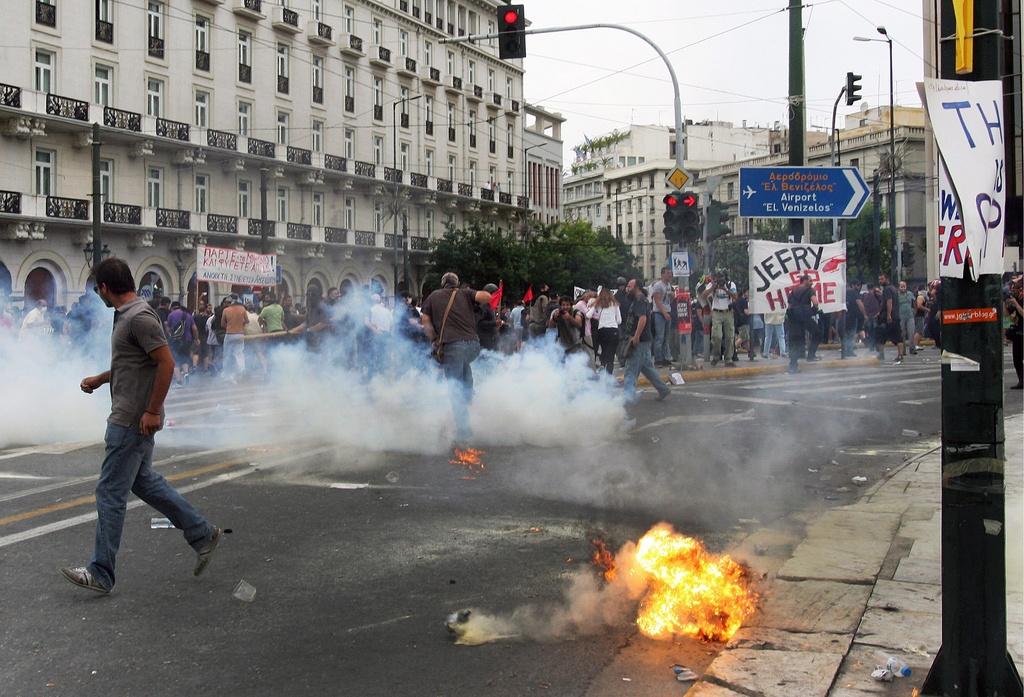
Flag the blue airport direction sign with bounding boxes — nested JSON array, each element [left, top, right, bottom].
[[739, 166, 869, 219]]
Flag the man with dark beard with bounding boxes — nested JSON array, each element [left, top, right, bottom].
[[62, 258, 220, 594]]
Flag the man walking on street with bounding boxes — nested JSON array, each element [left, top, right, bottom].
[[786, 274, 818, 374], [421, 272, 492, 441], [61, 258, 220, 594], [897, 280, 917, 354], [650, 267, 674, 367], [841, 279, 866, 358], [622, 278, 671, 403], [876, 273, 905, 364]]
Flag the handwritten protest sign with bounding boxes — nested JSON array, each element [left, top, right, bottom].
[[924, 78, 1005, 279], [196, 245, 277, 286], [747, 240, 846, 314]]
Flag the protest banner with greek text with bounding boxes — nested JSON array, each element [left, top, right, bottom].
[[196, 246, 277, 286]]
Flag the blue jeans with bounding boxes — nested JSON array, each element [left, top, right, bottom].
[[623, 340, 670, 402], [442, 339, 481, 440], [763, 323, 786, 356], [652, 312, 671, 362], [89, 423, 212, 589]]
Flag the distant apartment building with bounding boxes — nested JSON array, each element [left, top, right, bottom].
[[523, 103, 564, 225], [563, 121, 775, 280]]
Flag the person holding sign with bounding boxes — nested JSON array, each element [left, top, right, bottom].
[[786, 274, 819, 374]]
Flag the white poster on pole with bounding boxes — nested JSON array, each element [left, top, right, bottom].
[[748, 239, 847, 314], [937, 160, 968, 279], [923, 78, 1005, 279], [196, 245, 277, 286]]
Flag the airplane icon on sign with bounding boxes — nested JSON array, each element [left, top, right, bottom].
[[743, 185, 756, 200]]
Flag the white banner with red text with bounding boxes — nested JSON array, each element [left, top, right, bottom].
[[747, 239, 847, 314], [196, 245, 277, 286]]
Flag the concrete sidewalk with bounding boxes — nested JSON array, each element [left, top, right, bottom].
[[690, 413, 1023, 697]]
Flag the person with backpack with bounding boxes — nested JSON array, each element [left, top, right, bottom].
[[166, 301, 197, 386]]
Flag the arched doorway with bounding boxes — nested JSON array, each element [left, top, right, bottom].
[[339, 278, 355, 295], [306, 277, 323, 299], [25, 267, 56, 306], [0, 262, 11, 301], [138, 270, 165, 302]]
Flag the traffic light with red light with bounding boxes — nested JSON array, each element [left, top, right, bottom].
[[663, 191, 700, 244], [497, 4, 526, 59]]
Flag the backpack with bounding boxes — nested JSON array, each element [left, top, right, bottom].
[[169, 312, 186, 341]]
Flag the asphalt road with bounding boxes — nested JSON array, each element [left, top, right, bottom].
[[0, 346, 1020, 696]]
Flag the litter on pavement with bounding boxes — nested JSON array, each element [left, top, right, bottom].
[[232, 579, 256, 603], [150, 517, 173, 529], [852, 476, 868, 485], [672, 665, 698, 682], [901, 429, 921, 437]]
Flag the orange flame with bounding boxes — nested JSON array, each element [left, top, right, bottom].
[[591, 539, 616, 582], [631, 524, 756, 642], [450, 448, 486, 475]]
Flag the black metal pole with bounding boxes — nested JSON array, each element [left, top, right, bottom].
[[871, 171, 881, 280], [831, 86, 846, 242], [887, 36, 898, 281], [91, 122, 102, 268], [787, 0, 805, 243], [921, 1, 1022, 694]]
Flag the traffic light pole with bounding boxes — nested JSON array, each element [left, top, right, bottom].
[[920, 1, 1021, 695], [442, 23, 687, 170]]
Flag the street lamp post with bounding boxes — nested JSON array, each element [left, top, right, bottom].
[[392, 94, 422, 297], [854, 27, 898, 281]]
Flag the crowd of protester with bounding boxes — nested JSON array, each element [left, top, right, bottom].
[[2, 269, 1021, 395]]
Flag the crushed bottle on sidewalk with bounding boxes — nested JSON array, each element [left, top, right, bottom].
[[150, 517, 173, 529], [232, 579, 257, 603], [672, 665, 698, 682]]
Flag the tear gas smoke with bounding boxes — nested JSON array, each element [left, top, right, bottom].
[[445, 523, 757, 646], [0, 303, 113, 448]]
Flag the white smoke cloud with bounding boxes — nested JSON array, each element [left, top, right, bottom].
[[0, 309, 113, 448]]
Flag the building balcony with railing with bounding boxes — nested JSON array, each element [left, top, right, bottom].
[[308, 21, 334, 46], [271, 5, 301, 33], [340, 33, 364, 57], [95, 18, 114, 43]]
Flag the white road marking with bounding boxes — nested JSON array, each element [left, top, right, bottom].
[[344, 614, 415, 634], [787, 375, 937, 395], [681, 391, 874, 413], [0, 472, 54, 480], [0, 444, 338, 548], [632, 411, 756, 433], [0, 441, 100, 461], [0, 447, 243, 504]]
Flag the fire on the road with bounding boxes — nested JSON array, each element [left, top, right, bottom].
[[450, 447, 485, 476], [622, 524, 756, 642]]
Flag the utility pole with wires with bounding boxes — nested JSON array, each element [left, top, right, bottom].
[[787, 0, 806, 243]]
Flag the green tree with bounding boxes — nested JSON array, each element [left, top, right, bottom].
[[426, 219, 639, 299]]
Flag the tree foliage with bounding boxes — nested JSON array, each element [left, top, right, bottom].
[[425, 219, 639, 300]]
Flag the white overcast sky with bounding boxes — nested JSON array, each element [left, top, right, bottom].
[[519, 0, 928, 163]]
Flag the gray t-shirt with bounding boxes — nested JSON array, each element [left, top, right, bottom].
[[651, 280, 673, 312], [109, 297, 168, 428]]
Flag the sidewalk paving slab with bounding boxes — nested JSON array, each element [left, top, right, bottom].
[[865, 579, 941, 614], [828, 644, 935, 696], [686, 683, 749, 697], [703, 648, 845, 697], [750, 579, 871, 634], [727, 627, 853, 655], [777, 509, 901, 584]]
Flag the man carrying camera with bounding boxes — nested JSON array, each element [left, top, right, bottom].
[[547, 295, 584, 356], [700, 271, 738, 367]]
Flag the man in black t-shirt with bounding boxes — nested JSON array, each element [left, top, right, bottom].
[[875, 273, 905, 364], [420, 272, 493, 441], [622, 278, 670, 402], [786, 274, 818, 374], [840, 280, 866, 358]]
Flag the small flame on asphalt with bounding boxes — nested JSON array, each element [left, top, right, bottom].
[[450, 447, 486, 478]]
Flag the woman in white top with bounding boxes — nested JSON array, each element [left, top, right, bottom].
[[588, 288, 622, 374]]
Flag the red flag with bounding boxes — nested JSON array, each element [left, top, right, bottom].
[[522, 285, 534, 304], [489, 280, 503, 310]]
